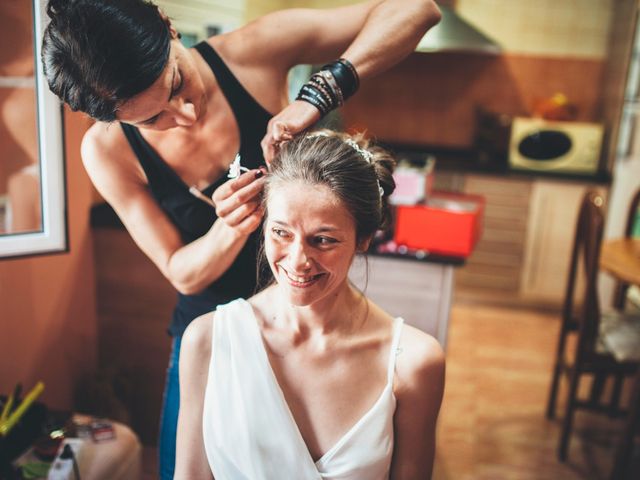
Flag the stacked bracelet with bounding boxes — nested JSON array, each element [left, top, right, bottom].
[[296, 58, 360, 117], [323, 58, 359, 99]]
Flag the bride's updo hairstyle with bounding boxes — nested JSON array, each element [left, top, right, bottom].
[[42, 0, 171, 122], [265, 130, 396, 245]]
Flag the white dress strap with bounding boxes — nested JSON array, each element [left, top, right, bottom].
[[386, 318, 405, 383]]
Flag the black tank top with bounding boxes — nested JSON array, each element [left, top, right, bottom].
[[120, 41, 272, 337]]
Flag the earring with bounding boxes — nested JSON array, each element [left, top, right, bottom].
[[177, 32, 182, 39]]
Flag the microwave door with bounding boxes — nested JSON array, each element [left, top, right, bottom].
[[518, 130, 572, 161]]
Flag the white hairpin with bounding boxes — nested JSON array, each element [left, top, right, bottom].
[[228, 153, 250, 179], [343, 139, 383, 197], [307, 131, 330, 139], [344, 138, 373, 163], [308, 132, 384, 198]]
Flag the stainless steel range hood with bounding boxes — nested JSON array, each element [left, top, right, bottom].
[[416, 6, 501, 55]]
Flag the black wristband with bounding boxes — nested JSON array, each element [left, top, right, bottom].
[[296, 59, 359, 116], [301, 83, 328, 105], [338, 58, 359, 90], [321, 59, 359, 100], [296, 84, 331, 116]]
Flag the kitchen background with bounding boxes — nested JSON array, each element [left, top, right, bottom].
[[1, 0, 639, 478]]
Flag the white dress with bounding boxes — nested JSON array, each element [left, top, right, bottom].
[[202, 299, 404, 480]]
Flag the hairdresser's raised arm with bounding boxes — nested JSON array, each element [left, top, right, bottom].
[[323, 0, 441, 78], [81, 126, 265, 295], [252, 0, 441, 161]]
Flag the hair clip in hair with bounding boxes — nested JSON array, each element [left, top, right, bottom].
[[344, 138, 373, 163], [306, 132, 383, 198], [307, 131, 330, 139], [228, 153, 250, 179]]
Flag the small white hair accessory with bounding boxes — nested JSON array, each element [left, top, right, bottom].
[[344, 138, 373, 163], [307, 131, 330, 139], [343, 139, 383, 197], [307, 132, 384, 198], [228, 153, 250, 179]]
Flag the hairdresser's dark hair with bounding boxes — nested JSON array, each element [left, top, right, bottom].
[[266, 130, 396, 244], [42, 0, 171, 122]]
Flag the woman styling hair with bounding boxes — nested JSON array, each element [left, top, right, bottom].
[[41, 1, 442, 477], [177, 131, 445, 479]]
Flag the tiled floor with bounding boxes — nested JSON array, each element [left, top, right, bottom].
[[434, 302, 637, 480], [140, 302, 639, 479]]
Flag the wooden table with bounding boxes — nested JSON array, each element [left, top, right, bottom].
[[600, 238, 640, 480], [600, 238, 640, 286]]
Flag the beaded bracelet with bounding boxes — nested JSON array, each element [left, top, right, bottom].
[[295, 58, 360, 117], [297, 84, 331, 116]]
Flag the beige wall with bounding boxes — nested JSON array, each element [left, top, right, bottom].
[[244, 0, 290, 21], [288, 0, 350, 7], [456, 0, 613, 58], [342, 52, 605, 147], [272, 0, 615, 59], [0, 110, 97, 410], [156, 0, 244, 36]]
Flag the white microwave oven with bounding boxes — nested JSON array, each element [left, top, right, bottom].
[[509, 117, 604, 174]]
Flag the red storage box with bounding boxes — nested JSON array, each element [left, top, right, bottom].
[[393, 192, 485, 258]]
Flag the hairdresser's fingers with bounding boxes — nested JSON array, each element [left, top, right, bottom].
[[212, 168, 264, 205], [235, 204, 265, 235], [272, 121, 292, 142], [260, 138, 275, 168], [261, 122, 293, 164], [214, 176, 266, 219], [221, 199, 262, 228], [213, 169, 262, 201], [261, 101, 320, 164], [215, 185, 264, 221]]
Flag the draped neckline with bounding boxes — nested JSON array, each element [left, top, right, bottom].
[[239, 299, 396, 469]]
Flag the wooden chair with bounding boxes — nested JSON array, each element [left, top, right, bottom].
[[612, 187, 640, 311], [608, 187, 640, 479], [610, 369, 640, 480], [545, 191, 640, 461]]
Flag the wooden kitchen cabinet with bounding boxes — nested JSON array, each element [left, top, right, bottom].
[[458, 174, 532, 294], [520, 180, 607, 304], [436, 171, 608, 307]]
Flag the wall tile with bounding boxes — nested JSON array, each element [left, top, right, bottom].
[[457, 0, 614, 58]]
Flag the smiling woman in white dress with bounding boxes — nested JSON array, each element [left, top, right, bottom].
[[174, 131, 445, 480]]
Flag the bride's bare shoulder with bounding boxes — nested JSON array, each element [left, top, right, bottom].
[[247, 287, 277, 325], [182, 311, 215, 357], [395, 323, 445, 396]]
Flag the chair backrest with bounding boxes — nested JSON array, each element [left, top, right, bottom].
[[613, 187, 640, 309], [562, 190, 605, 349], [624, 188, 640, 238]]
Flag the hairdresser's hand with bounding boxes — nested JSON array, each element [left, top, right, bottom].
[[212, 168, 266, 237], [261, 100, 321, 164]]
